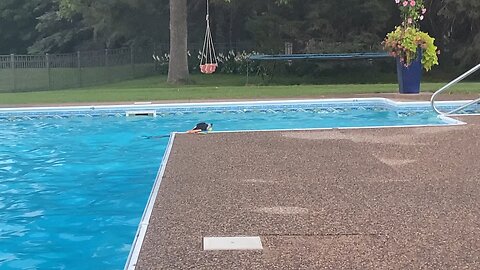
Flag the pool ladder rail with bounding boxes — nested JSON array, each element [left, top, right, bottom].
[[431, 63, 480, 115]]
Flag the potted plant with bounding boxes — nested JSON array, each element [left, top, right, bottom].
[[383, 0, 439, 94]]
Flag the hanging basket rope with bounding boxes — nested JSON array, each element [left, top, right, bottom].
[[200, 0, 218, 74]]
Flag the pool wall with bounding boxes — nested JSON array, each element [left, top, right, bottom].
[[0, 98, 476, 119]]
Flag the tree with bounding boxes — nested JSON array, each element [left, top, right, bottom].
[[0, 0, 50, 54], [32, 0, 169, 53], [244, 0, 391, 53], [436, 0, 480, 67], [167, 0, 189, 84], [29, 0, 89, 53]]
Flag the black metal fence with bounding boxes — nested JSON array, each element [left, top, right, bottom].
[[0, 42, 257, 93], [0, 46, 155, 92], [0, 42, 254, 92]]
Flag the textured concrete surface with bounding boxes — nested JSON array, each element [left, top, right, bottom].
[[136, 114, 480, 270]]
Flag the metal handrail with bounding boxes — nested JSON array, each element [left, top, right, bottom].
[[430, 63, 480, 115]]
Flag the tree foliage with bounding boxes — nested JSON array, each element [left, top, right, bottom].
[[0, 0, 477, 70], [54, 0, 169, 50], [0, 0, 49, 53], [436, 0, 480, 66]]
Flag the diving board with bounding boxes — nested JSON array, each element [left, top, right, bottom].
[[249, 52, 391, 61]]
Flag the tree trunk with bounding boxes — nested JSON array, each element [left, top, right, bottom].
[[167, 0, 189, 84]]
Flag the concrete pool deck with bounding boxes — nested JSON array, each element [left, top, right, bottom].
[[135, 114, 480, 269]]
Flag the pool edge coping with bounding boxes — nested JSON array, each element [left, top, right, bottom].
[[124, 132, 176, 270]]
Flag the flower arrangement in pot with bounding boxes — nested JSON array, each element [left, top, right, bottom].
[[383, 0, 439, 93]]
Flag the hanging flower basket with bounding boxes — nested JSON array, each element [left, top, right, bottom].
[[200, 63, 218, 74], [199, 0, 218, 74]]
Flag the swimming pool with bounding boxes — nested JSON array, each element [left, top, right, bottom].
[[0, 98, 470, 269]]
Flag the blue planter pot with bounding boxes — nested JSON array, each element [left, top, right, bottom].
[[396, 50, 422, 94]]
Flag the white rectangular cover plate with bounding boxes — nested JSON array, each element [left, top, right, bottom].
[[125, 110, 156, 117], [203, 236, 263, 251]]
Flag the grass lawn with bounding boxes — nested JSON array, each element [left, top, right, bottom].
[[0, 74, 479, 105]]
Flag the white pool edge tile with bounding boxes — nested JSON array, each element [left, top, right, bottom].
[[123, 132, 176, 270]]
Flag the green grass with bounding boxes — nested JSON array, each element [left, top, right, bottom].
[[0, 74, 479, 105]]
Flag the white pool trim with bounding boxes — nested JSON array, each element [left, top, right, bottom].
[[0, 97, 475, 112], [4, 98, 389, 111], [124, 132, 176, 270]]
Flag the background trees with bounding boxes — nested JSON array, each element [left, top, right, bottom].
[[0, 0, 478, 73], [435, 0, 480, 67], [0, 0, 49, 53]]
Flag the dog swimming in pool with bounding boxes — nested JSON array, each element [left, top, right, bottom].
[[186, 122, 213, 134]]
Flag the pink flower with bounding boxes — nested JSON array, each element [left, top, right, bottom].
[[410, 1, 416, 6], [407, 18, 413, 24], [422, 8, 427, 14], [403, 1, 408, 6]]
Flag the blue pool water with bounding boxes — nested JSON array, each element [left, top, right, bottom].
[[0, 101, 458, 269]]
